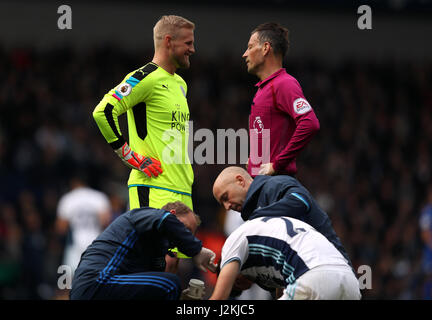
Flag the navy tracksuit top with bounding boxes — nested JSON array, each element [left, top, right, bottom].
[[70, 207, 202, 298]]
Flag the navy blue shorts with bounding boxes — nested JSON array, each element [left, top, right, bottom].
[[70, 271, 181, 300]]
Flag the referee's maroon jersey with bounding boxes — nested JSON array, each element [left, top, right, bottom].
[[248, 68, 320, 177]]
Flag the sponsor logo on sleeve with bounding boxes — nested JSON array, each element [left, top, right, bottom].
[[293, 98, 312, 115]]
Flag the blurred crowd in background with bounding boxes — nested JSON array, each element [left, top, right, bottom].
[[0, 45, 431, 299]]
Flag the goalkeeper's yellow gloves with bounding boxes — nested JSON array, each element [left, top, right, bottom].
[[115, 142, 163, 178]]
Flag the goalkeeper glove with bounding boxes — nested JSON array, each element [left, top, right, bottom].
[[115, 142, 163, 178]]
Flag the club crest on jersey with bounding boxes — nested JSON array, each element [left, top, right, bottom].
[[180, 85, 186, 97], [293, 98, 312, 114], [117, 82, 132, 97], [253, 116, 264, 134]]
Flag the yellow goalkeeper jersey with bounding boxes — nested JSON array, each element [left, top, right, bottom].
[[93, 62, 194, 195]]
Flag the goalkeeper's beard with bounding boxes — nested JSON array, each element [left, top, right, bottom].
[[173, 54, 190, 69]]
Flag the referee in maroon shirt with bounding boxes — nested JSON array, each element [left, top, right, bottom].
[[243, 23, 320, 177]]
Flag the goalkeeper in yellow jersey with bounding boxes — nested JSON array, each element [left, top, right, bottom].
[[93, 16, 196, 265], [93, 15, 195, 213]]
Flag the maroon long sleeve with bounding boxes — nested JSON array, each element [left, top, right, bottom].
[[248, 68, 320, 176]]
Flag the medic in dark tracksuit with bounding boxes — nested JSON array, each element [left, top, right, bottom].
[[70, 207, 202, 300]]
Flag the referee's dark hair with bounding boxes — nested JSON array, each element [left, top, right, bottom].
[[252, 22, 290, 58]]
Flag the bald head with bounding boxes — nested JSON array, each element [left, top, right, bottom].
[[213, 166, 250, 190], [213, 166, 253, 212]]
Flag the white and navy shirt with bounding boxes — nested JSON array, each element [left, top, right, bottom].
[[220, 217, 349, 290], [57, 187, 111, 250]]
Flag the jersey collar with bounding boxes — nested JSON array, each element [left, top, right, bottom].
[[255, 68, 285, 88]]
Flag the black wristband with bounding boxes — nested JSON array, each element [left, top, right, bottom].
[[109, 137, 126, 150]]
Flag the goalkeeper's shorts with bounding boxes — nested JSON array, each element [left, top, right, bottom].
[[128, 185, 193, 259]]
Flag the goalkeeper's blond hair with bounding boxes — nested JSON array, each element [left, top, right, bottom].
[[153, 15, 195, 49]]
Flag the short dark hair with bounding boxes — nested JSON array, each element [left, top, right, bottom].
[[252, 22, 290, 58]]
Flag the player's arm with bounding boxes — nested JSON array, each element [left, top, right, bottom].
[[209, 260, 240, 300], [211, 230, 248, 300], [92, 66, 162, 177], [269, 82, 320, 174]]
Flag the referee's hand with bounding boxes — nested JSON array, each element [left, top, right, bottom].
[[258, 162, 275, 175], [193, 247, 218, 273]]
